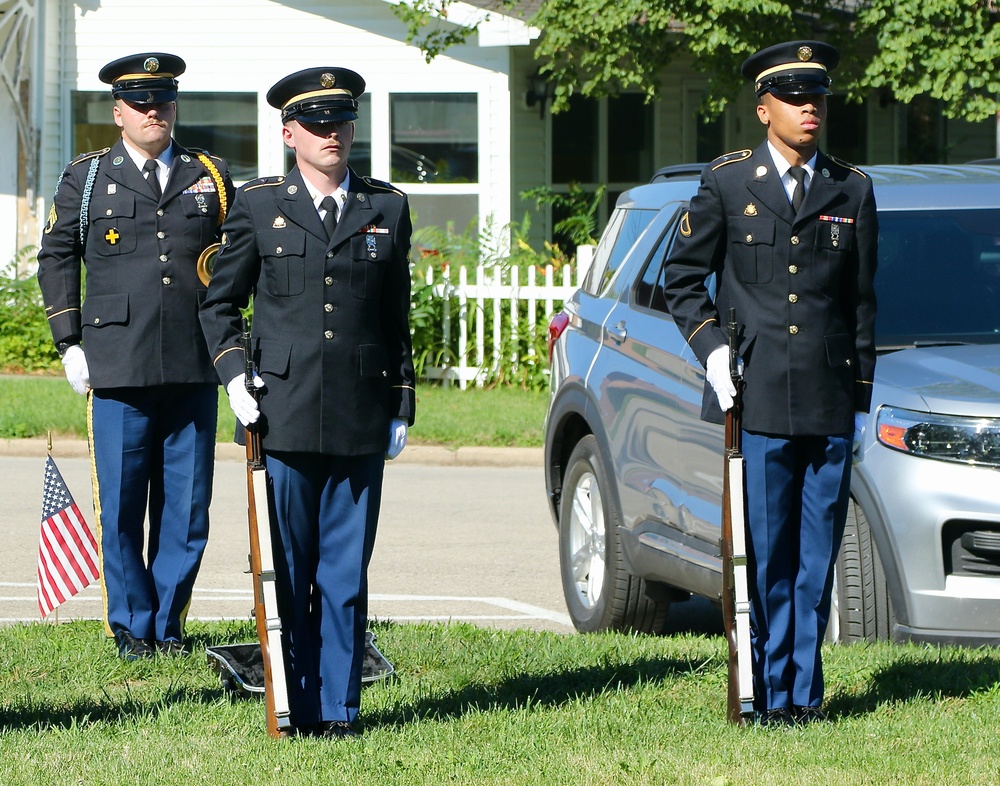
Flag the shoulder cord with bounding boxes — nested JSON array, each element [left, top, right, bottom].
[[196, 153, 228, 225], [79, 155, 102, 248]]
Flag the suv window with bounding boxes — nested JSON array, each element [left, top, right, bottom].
[[877, 208, 1000, 346], [634, 210, 715, 314], [583, 207, 658, 296]]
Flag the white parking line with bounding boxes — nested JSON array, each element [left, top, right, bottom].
[[0, 585, 573, 629]]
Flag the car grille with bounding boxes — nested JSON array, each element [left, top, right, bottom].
[[944, 521, 1000, 577]]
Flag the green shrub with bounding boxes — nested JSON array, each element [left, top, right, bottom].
[[0, 247, 60, 374]]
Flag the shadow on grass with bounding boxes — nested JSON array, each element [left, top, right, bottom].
[[363, 651, 702, 729], [825, 650, 1000, 718]]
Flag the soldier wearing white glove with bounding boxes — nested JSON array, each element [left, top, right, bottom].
[[60, 345, 91, 396]]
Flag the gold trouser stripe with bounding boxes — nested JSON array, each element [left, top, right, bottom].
[[87, 392, 113, 638]]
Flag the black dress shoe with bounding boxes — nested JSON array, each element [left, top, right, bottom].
[[316, 721, 358, 739], [114, 630, 154, 661], [154, 639, 189, 656], [794, 705, 827, 724], [756, 708, 796, 728]]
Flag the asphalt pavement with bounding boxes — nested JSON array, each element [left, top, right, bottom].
[[1, 438, 571, 633]]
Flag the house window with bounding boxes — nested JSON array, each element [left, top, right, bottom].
[[548, 94, 654, 249], [70, 91, 259, 182], [390, 93, 478, 183]]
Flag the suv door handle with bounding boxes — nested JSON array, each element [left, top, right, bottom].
[[607, 321, 627, 344]]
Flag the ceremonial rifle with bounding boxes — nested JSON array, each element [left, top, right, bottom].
[[720, 308, 755, 724], [242, 319, 293, 738]]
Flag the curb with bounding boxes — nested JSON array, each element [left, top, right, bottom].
[[0, 438, 543, 468]]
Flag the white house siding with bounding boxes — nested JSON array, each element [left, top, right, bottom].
[[37, 0, 519, 246]]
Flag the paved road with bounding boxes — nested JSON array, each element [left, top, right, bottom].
[[1, 449, 572, 633]]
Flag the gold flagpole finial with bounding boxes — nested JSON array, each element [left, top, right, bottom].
[[47, 430, 52, 453]]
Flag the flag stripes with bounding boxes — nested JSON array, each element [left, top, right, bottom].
[[37, 456, 100, 618]]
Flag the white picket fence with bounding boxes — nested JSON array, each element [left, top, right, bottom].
[[417, 246, 594, 388]]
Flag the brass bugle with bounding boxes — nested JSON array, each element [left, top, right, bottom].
[[197, 242, 220, 286]]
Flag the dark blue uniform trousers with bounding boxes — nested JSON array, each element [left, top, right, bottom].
[[90, 385, 217, 642], [742, 431, 852, 712], [265, 451, 384, 727]]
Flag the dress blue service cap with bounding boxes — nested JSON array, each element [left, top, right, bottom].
[[99, 52, 185, 104], [741, 41, 839, 97], [267, 67, 366, 124]]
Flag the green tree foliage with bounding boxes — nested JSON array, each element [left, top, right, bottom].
[[393, 0, 1000, 121], [0, 248, 60, 374]]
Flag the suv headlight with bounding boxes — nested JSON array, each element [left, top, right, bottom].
[[877, 406, 1000, 467]]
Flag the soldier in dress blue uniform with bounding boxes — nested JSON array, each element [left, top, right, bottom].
[[36, 53, 235, 660], [661, 41, 878, 725], [199, 67, 414, 738]]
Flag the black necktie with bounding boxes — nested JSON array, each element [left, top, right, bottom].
[[321, 195, 338, 239], [789, 166, 806, 213], [143, 159, 161, 200]]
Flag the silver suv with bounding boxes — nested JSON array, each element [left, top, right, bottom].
[[544, 164, 1000, 645]]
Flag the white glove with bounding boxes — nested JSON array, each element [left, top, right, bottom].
[[853, 412, 867, 453], [386, 418, 408, 460], [61, 345, 91, 396], [705, 345, 738, 412], [226, 373, 264, 427]]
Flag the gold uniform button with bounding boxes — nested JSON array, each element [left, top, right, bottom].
[[789, 325, 799, 335], [788, 294, 798, 303], [156, 231, 165, 239], [275, 246, 283, 254], [162, 277, 171, 285], [325, 276, 334, 285], [745, 234, 753, 243], [93, 317, 100, 324], [157, 209, 165, 217], [106, 209, 113, 216], [324, 304, 333, 312], [789, 265, 799, 274], [791, 236, 800, 245], [159, 254, 168, 262], [324, 330, 334, 339], [327, 251, 335, 259]]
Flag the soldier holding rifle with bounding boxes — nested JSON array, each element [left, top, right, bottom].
[[200, 66, 414, 738], [661, 41, 877, 725]]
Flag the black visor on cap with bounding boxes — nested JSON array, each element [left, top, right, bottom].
[[283, 99, 359, 124], [758, 71, 832, 97], [112, 78, 178, 104]]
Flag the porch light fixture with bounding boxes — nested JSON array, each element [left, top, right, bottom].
[[526, 68, 554, 119]]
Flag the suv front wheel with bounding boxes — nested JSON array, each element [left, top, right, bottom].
[[559, 435, 671, 634]]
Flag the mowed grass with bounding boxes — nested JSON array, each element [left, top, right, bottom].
[[1, 619, 999, 785], [0, 375, 549, 448]]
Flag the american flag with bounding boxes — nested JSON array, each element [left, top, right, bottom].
[[37, 455, 100, 618]]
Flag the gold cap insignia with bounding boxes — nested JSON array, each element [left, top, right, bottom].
[[798, 46, 813, 62], [144, 57, 160, 73], [744, 203, 757, 217], [679, 211, 692, 237], [320, 73, 336, 89], [755, 165, 768, 178]]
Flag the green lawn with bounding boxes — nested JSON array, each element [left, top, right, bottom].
[[1, 620, 998, 785], [0, 375, 549, 448]]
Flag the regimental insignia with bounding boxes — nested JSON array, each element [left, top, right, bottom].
[[108, 184, 117, 195], [680, 211, 692, 237], [821, 167, 831, 178], [798, 46, 813, 62], [287, 185, 298, 195], [144, 57, 160, 73], [320, 72, 336, 88], [272, 216, 286, 228], [755, 165, 768, 178], [105, 227, 121, 245], [744, 203, 757, 217], [43, 203, 57, 235], [113, 156, 124, 166]]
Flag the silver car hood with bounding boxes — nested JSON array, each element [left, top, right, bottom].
[[875, 343, 1000, 416]]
